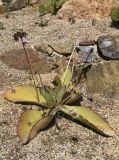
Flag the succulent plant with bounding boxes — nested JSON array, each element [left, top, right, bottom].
[[3, 31, 115, 145], [4, 69, 115, 144]]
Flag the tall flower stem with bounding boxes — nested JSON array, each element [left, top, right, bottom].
[[20, 38, 41, 102]]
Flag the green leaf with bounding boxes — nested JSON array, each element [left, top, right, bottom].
[[40, 87, 56, 107], [4, 85, 46, 105], [60, 69, 72, 87], [111, 7, 119, 23], [56, 69, 72, 87], [53, 75, 62, 88], [39, 0, 68, 15], [64, 92, 81, 105], [56, 86, 66, 104], [39, 5, 47, 13], [17, 109, 54, 144], [60, 105, 115, 136], [53, 69, 72, 88], [39, 1, 53, 14]]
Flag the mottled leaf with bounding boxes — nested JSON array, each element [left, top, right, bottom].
[[4, 85, 46, 105], [60, 105, 115, 136], [56, 86, 66, 104], [17, 109, 54, 144]]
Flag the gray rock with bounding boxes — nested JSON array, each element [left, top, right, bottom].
[[76, 45, 99, 63], [97, 35, 119, 60]]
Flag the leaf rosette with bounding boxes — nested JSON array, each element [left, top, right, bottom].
[[4, 69, 115, 144]]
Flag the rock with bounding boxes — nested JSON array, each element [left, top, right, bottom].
[[34, 43, 53, 56], [30, 0, 38, 5], [58, 0, 113, 20], [0, 48, 53, 74], [34, 41, 74, 56], [76, 45, 99, 63], [53, 56, 67, 70], [0, 5, 7, 14], [85, 61, 119, 97], [10, 0, 29, 11], [97, 35, 119, 60], [49, 41, 74, 56], [75, 60, 119, 97], [0, 0, 41, 13], [0, 1, 2, 5]]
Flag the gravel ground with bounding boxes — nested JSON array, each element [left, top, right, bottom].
[[0, 6, 119, 160]]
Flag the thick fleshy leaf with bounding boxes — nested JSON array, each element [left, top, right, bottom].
[[17, 109, 54, 144], [60, 105, 115, 136], [53, 75, 62, 88], [30, 114, 54, 141], [40, 87, 56, 107], [64, 92, 81, 105], [56, 86, 66, 104], [60, 69, 72, 87], [4, 85, 46, 105], [53, 69, 72, 88]]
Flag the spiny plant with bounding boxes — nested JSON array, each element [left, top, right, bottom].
[[111, 7, 119, 25], [3, 30, 115, 145], [39, 0, 68, 15]]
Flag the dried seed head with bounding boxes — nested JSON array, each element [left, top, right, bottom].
[[13, 31, 27, 41]]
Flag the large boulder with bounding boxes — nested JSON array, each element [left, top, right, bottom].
[[58, 0, 113, 20], [97, 36, 119, 60]]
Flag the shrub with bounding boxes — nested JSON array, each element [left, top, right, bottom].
[[39, 0, 68, 15], [111, 7, 119, 25]]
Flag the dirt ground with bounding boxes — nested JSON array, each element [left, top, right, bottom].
[[0, 6, 119, 160]]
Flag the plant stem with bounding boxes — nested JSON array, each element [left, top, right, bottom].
[[21, 38, 40, 102]]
